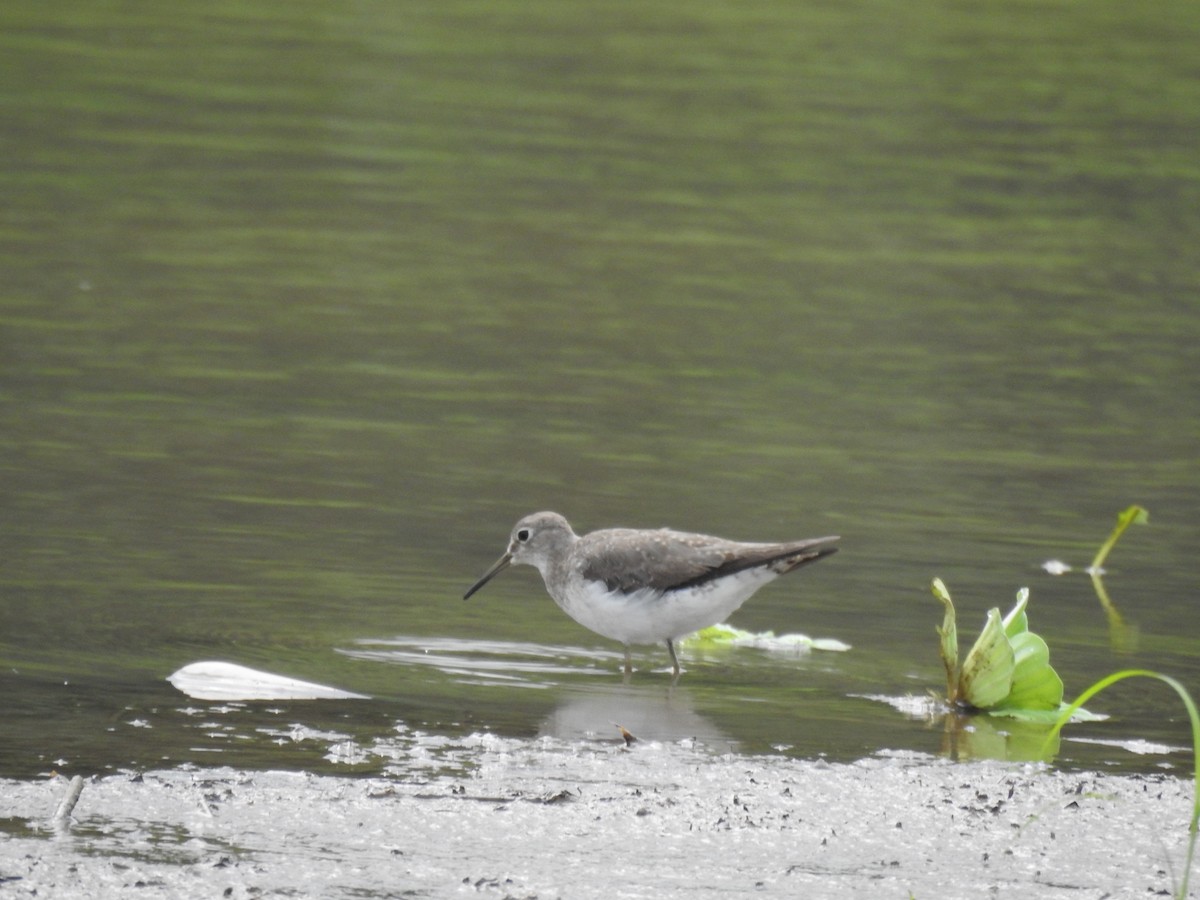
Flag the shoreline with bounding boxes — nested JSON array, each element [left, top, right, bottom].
[[0, 737, 1192, 898]]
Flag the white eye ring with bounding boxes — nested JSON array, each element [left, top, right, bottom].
[[516, 528, 531, 542]]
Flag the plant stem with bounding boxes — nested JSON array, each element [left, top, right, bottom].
[[1089, 505, 1148, 573]]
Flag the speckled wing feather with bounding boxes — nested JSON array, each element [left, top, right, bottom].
[[576, 529, 838, 595]]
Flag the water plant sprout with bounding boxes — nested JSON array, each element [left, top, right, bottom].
[[1089, 504, 1149, 574]]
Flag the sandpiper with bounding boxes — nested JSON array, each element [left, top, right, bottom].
[[463, 511, 838, 678]]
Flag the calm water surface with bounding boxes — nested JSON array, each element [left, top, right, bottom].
[[2, 0, 1199, 779]]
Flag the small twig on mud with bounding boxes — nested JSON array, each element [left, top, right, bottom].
[[51, 775, 85, 828], [612, 723, 637, 747]]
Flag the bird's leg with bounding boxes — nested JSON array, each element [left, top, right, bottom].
[[666, 639, 681, 679]]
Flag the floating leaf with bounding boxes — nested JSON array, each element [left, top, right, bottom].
[[686, 623, 746, 646], [986, 704, 1106, 724], [682, 623, 849, 652]]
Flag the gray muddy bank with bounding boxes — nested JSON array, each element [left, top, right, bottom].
[[0, 736, 1192, 899]]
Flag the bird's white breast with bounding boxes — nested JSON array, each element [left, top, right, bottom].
[[552, 567, 782, 645]]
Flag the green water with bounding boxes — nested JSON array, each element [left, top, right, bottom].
[[2, 0, 1198, 779]]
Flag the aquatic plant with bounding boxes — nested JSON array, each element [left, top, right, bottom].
[[1042, 503, 1149, 577], [1042, 670, 1200, 900], [1042, 504, 1149, 651], [932, 579, 1080, 721], [1089, 504, 1149, 574], [682, 623, 850, 653]]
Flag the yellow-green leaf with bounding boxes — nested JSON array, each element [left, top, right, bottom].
[[960, 608, 1014, 709], [931, 578, 959, 704], [1090, 504, 1150, 571], [992, 631, 1063, 711], [1002, 587, 1030, 638]]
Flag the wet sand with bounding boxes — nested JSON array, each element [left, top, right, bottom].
[[0, 736, 1192, 899]]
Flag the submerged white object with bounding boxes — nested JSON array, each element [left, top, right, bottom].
[[168, 661, 369, 701]]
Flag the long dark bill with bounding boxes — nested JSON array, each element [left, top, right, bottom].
[[462, 552, 512, 600]]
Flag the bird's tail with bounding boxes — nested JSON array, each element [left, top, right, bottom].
[[769, 538, 839, 575]]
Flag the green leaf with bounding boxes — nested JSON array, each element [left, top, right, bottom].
[[960, 608, 1014, 709], [933, 582, 1078, 716], [986, 703, 1104, 723], [931, 578, 959, 704], [687, 623, 746, 646], [1123, 505, 1150, 526], [1002, 587, 1030, 638], [681, 624, 850, 652], [1090, 504, 1149, 571], [991, 630, 1063, 711]]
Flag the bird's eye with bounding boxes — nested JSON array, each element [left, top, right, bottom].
[[516, 528, 531, 542]]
